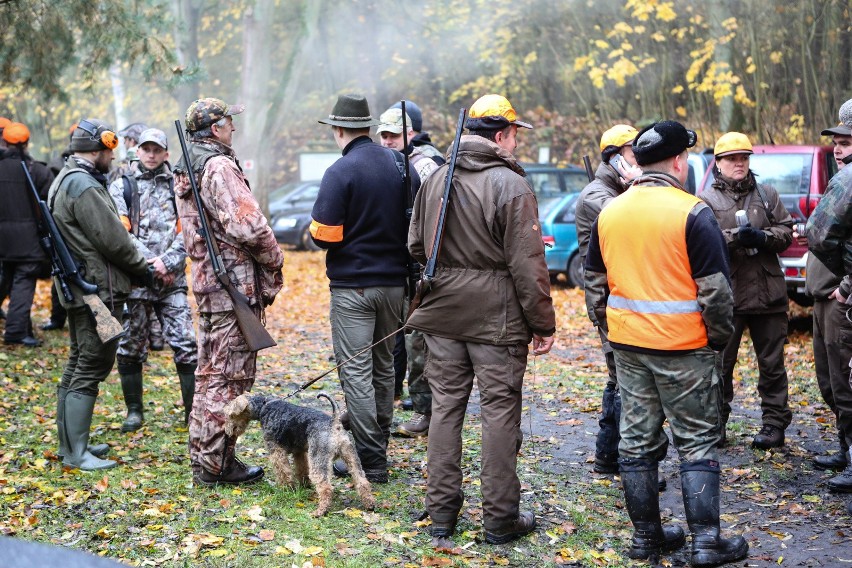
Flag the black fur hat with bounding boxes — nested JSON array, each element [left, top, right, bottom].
[[632, 120, 697, 166]]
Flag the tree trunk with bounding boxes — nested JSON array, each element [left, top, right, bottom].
[[170, 0, 202, 119]]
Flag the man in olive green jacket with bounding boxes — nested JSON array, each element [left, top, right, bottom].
[[49, 119, 161, 471]]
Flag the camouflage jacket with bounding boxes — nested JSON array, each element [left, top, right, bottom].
[[173, 138, 284, 313], [807, 166, 852, 298], [108, 163, 187, 301], [48, 156, 149, 309]]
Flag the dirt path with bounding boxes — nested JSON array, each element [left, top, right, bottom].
[[516, 335, 852, 567]]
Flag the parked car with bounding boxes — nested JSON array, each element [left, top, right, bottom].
[[698, 145, 836, 306], [687, 149, 713, 194], [522, 163, 588, 195], [268, 180, 321, 218], [269, 180, 322, 250], [540, 193, 583, 287]]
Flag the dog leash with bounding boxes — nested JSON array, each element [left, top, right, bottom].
[[282, 324, 406, 399]]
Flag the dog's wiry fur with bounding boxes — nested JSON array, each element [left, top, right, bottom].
[[223, 392, 375, 516]]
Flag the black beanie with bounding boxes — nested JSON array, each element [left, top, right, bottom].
[[632, 120, 697, 166]]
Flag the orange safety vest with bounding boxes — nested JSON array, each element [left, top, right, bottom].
[[598, 185, 707, 351]]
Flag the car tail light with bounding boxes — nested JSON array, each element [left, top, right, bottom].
[[799, 194, 822, 217], [542, 235, 555, 249]]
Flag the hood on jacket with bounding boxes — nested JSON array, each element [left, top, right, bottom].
[[454, 134, 526, 177]]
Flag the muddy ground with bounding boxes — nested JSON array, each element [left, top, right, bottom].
[[514, 322, 852, 567]]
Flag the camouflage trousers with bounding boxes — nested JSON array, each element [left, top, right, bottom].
[[189, 310, 257, 475], [405, 329, 432, 415], [117, 292, 198, 366], [614, 347, 721, 464]]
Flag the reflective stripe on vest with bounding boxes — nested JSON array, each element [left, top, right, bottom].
[[598, 185, 707, 350]]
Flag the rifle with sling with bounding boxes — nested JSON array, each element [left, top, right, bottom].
[[400, 101, 420, 302], [582, 155, 594, 183], [406, 107, 466, 320], [173, 120, 276, 352], [22, 161, 125, 343]]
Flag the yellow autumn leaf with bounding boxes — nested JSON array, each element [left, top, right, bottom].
[[676, 106, 687, 117], [206, 548, 229, 557], [671, 85, 684, 94], [302, 546, 324, 556], [274, 546, 293, 555]]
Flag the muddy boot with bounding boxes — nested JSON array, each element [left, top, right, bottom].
[[397, 413, 430, 437], [62, 392, 117, 471], [56, 387, 109, 459], [484, 511, 536, 545], [620, 459, 684, 560], [594, 383, 621, 473], [118, 363, 144, 432], [176, 363, 196, 424], [814, 434, 849, 471], [681, 462, 748, 566]]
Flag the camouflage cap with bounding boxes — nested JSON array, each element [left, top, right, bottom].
[[118, 122, 149, 142], [376, 108, 414, 135], [138, 128, 168, 149], [185, 97, 245, 132]]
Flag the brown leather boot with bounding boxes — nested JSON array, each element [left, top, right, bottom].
[[484, 511, 536, 544]]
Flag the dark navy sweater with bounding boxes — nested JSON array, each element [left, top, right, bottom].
[[311, 136, 420, 288]]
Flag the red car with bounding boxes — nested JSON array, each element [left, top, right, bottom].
[[698, 145, 836, 306]]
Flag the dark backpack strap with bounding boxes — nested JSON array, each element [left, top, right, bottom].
[[122, 174, 141, 235], [753, 183, 776, 224], [122, 174, 133, 211]]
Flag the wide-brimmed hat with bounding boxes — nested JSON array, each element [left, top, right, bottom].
[[318, 94, 380, 129]]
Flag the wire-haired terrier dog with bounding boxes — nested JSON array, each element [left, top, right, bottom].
[[223, 392, 375, 516]]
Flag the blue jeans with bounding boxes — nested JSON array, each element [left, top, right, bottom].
[[330, 286, 405, 471]]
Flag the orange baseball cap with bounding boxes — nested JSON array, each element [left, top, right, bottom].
[[0, 117, 10, 131], [3, 122, 30, 145]]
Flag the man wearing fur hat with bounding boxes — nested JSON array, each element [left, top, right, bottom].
[[585, 121, 747, 565], [0, 122, 54, 346], [407, 94, 555, 546], [807, 98, 852, 493], [49, 119, 161, 471], [173, 98, 284, 486], [311, 94, 420, 484]]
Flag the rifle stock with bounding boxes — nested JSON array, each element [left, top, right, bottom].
[[406, 107, 467, 324], [173, 120, 276, 352], [583, 155, 594, 182], [22, 161, 124, 343]]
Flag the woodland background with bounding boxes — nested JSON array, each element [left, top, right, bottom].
[[1, 0, 851, 211]]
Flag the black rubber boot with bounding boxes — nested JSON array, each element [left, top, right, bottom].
[[63, 392, 118, 471], [118, 363, 144, 432], [594, 383, 621, 473], [56, 387, 109, 459], [681, 461, 748, 567], [176, 363, 196, 424], [620, 459, 684, 560]]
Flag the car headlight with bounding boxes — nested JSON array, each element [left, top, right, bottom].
[[273, 217, 299, 230]]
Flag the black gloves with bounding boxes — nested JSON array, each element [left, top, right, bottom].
[[738, 226, 767, 248]]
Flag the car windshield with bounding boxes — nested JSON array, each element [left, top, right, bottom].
[[269, 181, 301, 202], [538, 194, 578, 220], [749, 154, 809, 194]]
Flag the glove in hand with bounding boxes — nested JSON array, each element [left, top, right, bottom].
[[738, 226, 767, 248]]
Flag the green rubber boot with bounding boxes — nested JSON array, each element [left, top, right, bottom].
[[176, 363, 196, 424], [56, 387, 110, 459], [62, 392, 117, 471], [118, 363, 144, 432]]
